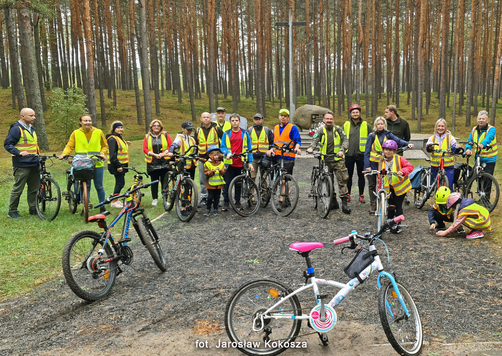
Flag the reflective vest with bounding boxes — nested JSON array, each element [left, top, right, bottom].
[[430, 134, 454, 167], [215, 119, 231, 133], [107, 135, 129, 165], [458, 203, 492, 231], [14, 126, 39, 156], [178, 135, 198, 169], [378, 155, 412, 196], [197, 126, 219, 156], [74, 129, 104, 168], [433, 202, 453, 219], [370, 133, 387, 163], [250, 127, 269, 154], [223, 130, 249, 165], [472, 125, 498, 159], [320, 127, 342, 161], [273, 123, 296, 158], [144, 133, 170, 163], [205, 161, 226, 186], [343, 121, 368, 152]]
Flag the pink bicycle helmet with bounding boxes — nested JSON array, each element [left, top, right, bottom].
[[381, 140, 398, 150], [446, 192, 462, 209]]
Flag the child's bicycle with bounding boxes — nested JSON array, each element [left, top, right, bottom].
[[62, 167, 167, 301], [225, 215, 423, 356]]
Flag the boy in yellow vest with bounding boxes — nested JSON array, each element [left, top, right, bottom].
[[203, 146, 227, 216]]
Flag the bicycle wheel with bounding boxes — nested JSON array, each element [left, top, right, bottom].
[[437, 173, 449, 192], [62, 230, 116, 301], [36, 177, 62, 221], [310, 167, 318, 210], [377, 191, 387, 231], [229, 175, 260, 217], [67, 175, 79, 214], [413, 171, 429, 209], [162, 171, 176, 212], [176, 178, 198, 222], [136, 216, 168, 272], [453, 164, 470, 196], [379, 280, 423, 356], [257, 167, 271, 208], [317, 175, 333, 218], [466, 172, 500, 212], [82, 181, 89, 223], [225, 279, 302, 356], [271, 174, 299, 217]]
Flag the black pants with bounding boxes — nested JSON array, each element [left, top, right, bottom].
[[388, 192, 406, 219], [150, 168, 170, 200], [113, 172, 126, 195], [345, 155, 365, 196], [207, 189, 222, 211], [223, 166, 242, 202]]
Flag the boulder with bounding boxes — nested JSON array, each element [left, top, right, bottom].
[[291, 105, 331, 130]]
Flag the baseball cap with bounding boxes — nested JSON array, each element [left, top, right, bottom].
[[253, 113, 263, 119], [216, 107, 226, 112], [279, 109, 290, 116], [181, 121, 194, 130]]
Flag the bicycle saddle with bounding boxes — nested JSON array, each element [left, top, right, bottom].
[[88, 211, 111, 222], [289, 242, 324, 253]]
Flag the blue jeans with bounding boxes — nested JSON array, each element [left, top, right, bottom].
[[83, 166, 106, 204]]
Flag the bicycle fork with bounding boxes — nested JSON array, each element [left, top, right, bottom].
[[377, 271, 411, 319]]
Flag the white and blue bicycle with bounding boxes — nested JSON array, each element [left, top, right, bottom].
[[225, 215, 423, 356]]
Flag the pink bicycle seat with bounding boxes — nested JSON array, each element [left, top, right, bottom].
[[289, 242, 324, 253]]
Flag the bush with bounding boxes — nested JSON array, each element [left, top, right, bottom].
[[49, 87, 87, 145]]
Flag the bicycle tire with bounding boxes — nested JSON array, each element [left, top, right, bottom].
[[162, 171, 176, 212], [413, 171, 429, 209], [438, 173, 449, 191], [257, 167, 271, 208], [310, 167, 318, 210], [36, 177, 61, 221], [225, 279, 302, 356], [453, 164, 470, 196], [136, 216, 168, 272], [62, 230, 116, 301], [271, 174, 299, 217], [379, 280, 423, 356], [175, 178, 198, 222], [317, 174, 332, 218], [229, 175, 260, 217], [377, 191, 387, 231], [466, 172, 500, 213], [67, 175, 79, 214], [82, 181, 89, 223]]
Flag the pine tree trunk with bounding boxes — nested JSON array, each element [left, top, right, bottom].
[[0, 11, 9, 89], [439, 0, 451, 118], [148, 0, 160, 115], [129, 0, 142, 124], [33, 15, 47, 112], [5, 7, 25, 109], [82, 0, 97, 125], [466, 0, 477, 126], [139, 0, 152, 129], [394, 0, 400, 106]]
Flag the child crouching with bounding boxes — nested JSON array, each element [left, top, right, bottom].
[[204, 146, 227, 216]]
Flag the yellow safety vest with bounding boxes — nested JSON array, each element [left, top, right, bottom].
[[215, 119, 231, 133], [144, 133, 170, 163], [430, 134, 454, 167], [74, 129, 104, 168], [197, 126, 219, 156], [458, 203, 492, 231], [433, 202, 453, 219], [14, 126, 39, 155], [178, 136, 198, 169], [205, 161, 226, 186], [320, 127, 342, 161], [107, 136, 129, 165], [343, 121, 368, 152], [250, 127, 269, 154], [472, 125, 498, 159], [370, 134, 387, 163], [378, 155, 412, 196], [223, 130, 249, 165]]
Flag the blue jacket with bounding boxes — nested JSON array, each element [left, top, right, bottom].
[[465, 125, 497, 163], [364, 130, 408, 170], [221, 129, 253, 165], [4, 121, 40, 168]]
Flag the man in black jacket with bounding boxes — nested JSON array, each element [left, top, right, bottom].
[[385, 105, 411, 143]]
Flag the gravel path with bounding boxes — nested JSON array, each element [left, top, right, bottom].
[[0, 158, 501, 356]]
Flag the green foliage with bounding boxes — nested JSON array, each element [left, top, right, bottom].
[[49, 86, 88, 146]]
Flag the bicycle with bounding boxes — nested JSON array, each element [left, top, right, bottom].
[[35, 154, 62, 221], [62, 154, 103, 223], [454, 142, 499, 212], [62, 167, 167, 301], [413, 145, 455, 209], [227, 149, 260, 217], [225, 215, 423, 356], [161, 145, 199, 222], [308, 152, 334, 218]]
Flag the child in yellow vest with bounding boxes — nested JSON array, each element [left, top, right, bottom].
[[204, 146, 227, 216]]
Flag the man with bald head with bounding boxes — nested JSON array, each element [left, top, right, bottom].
[[195, 111, 224, 207], [4, 108, 40, 218]]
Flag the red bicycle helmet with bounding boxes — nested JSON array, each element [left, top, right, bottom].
[[381, 140, 398, 150], [349, 104, 362, 112]]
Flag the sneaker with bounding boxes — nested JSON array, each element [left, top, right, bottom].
[[8, 211, 22, 219], [198, 198, 207, 208], [111, 200, 123, 208], [456, 226, 465, 234], [204, 209, 211, 216], [369, 203, 376, 215], [235, 202, 242, 210], [359, 194, 365, 203], [222, 201, 229, 211], [213, 209, 219, 216], [346, 193, 351, 202], [276, 201, 283, 212], [29, 210, 38, 216], [466, 230, 484, 239], [152, 199, 158, 206]]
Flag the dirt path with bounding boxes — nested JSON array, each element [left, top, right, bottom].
[[1, 158, 501, 356]]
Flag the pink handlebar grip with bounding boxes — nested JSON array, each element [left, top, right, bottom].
[[333, 236, 350, 246], [394, 215, 405, 223]]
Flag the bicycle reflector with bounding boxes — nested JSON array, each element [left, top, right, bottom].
[[268, 288, 279, 298], [391, 291, 398, 298]]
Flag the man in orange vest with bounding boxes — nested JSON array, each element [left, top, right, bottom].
[[4, 108, 40, 218]]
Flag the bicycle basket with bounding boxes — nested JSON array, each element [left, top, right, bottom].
[[71, 155, 95, 180], [344, 247, 375, 283]]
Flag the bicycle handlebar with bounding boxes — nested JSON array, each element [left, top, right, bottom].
[[271, 141, 298, 155], [123, 166, 149, 177], [333, 215, 405, 246], [95, 180, 159, 208]]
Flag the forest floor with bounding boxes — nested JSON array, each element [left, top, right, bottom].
[[0, 158, 501, 356]]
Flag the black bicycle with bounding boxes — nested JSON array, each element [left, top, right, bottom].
[[228, 149, 260, 217], [308, 152, 334, 218], [62, 168, 167, 301], [35, 154, 62, 221]]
